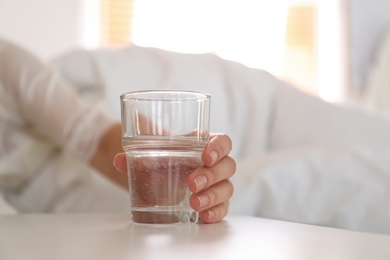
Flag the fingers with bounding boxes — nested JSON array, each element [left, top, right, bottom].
[[202, 134, 232, 167], [187, 155, 236, 193], [200, 201, 230, 224], [187, 133, 235, 223], [190, 179, 234, 211], [189, 180, 233, 223], [187, 155, 235, 224], [113, 153, 127, 173]]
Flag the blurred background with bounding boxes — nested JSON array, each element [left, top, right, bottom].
[[1, 0, 389, 106]]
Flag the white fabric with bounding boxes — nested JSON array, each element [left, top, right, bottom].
[[231, 145, 390, 234], [364, 27, 390, 116], [5, 151, 129, 214], [51, 46, 283, 159], [2, 41, 389, 234], [0, 39, 117, 212], [0, 192, 16, 214], [270, 85, 390, 152], [49, 45, 390, 234]]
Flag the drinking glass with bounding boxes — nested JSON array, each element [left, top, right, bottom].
[[120, 90, 210, 224]]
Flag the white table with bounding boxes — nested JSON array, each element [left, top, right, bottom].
[[1, 214, 389, 260]]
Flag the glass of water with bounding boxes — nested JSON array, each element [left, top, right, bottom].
[[120, 90, 211, 224]]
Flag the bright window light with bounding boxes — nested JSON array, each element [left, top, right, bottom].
[[317, 0, 345, 102], [81, 0, 345, 101], [132, 0, 288, 76], [81, 0, 101, 49]]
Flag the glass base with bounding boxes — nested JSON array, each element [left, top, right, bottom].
[[131, 209, 199, 224]]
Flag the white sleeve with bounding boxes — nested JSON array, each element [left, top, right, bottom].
[[0, 192, 17, 214], [0, 40, 116, 162]]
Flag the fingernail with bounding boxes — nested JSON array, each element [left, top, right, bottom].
[[210, 151, 218, 165], [207, 209, 215, 219], [194, 175, 208, 191], [197, 194, 210, 208]]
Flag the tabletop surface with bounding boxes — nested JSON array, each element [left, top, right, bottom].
[[1, 213, 390, 260]]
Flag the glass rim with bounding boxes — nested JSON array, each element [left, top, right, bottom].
[[120, 89, 211, 102]]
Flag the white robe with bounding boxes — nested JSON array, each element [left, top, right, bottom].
[[2, 39, 390, 235], [0, 39, 129, 214], [50, 44, 390, 234]]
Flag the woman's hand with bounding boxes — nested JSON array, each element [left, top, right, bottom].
[[113, 133, 235, 224], [187, 133, 235, 223]]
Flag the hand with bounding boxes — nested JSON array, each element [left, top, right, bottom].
[[187, 133, 235, 223], [113, 133, 235, 224]]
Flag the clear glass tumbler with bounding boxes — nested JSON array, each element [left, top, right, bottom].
[[120, 90, 210, 224]]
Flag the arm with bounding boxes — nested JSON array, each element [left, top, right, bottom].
[[1, 39, 127, 189], [89, 123, 128, 189], [2, 39, 116, 164]]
